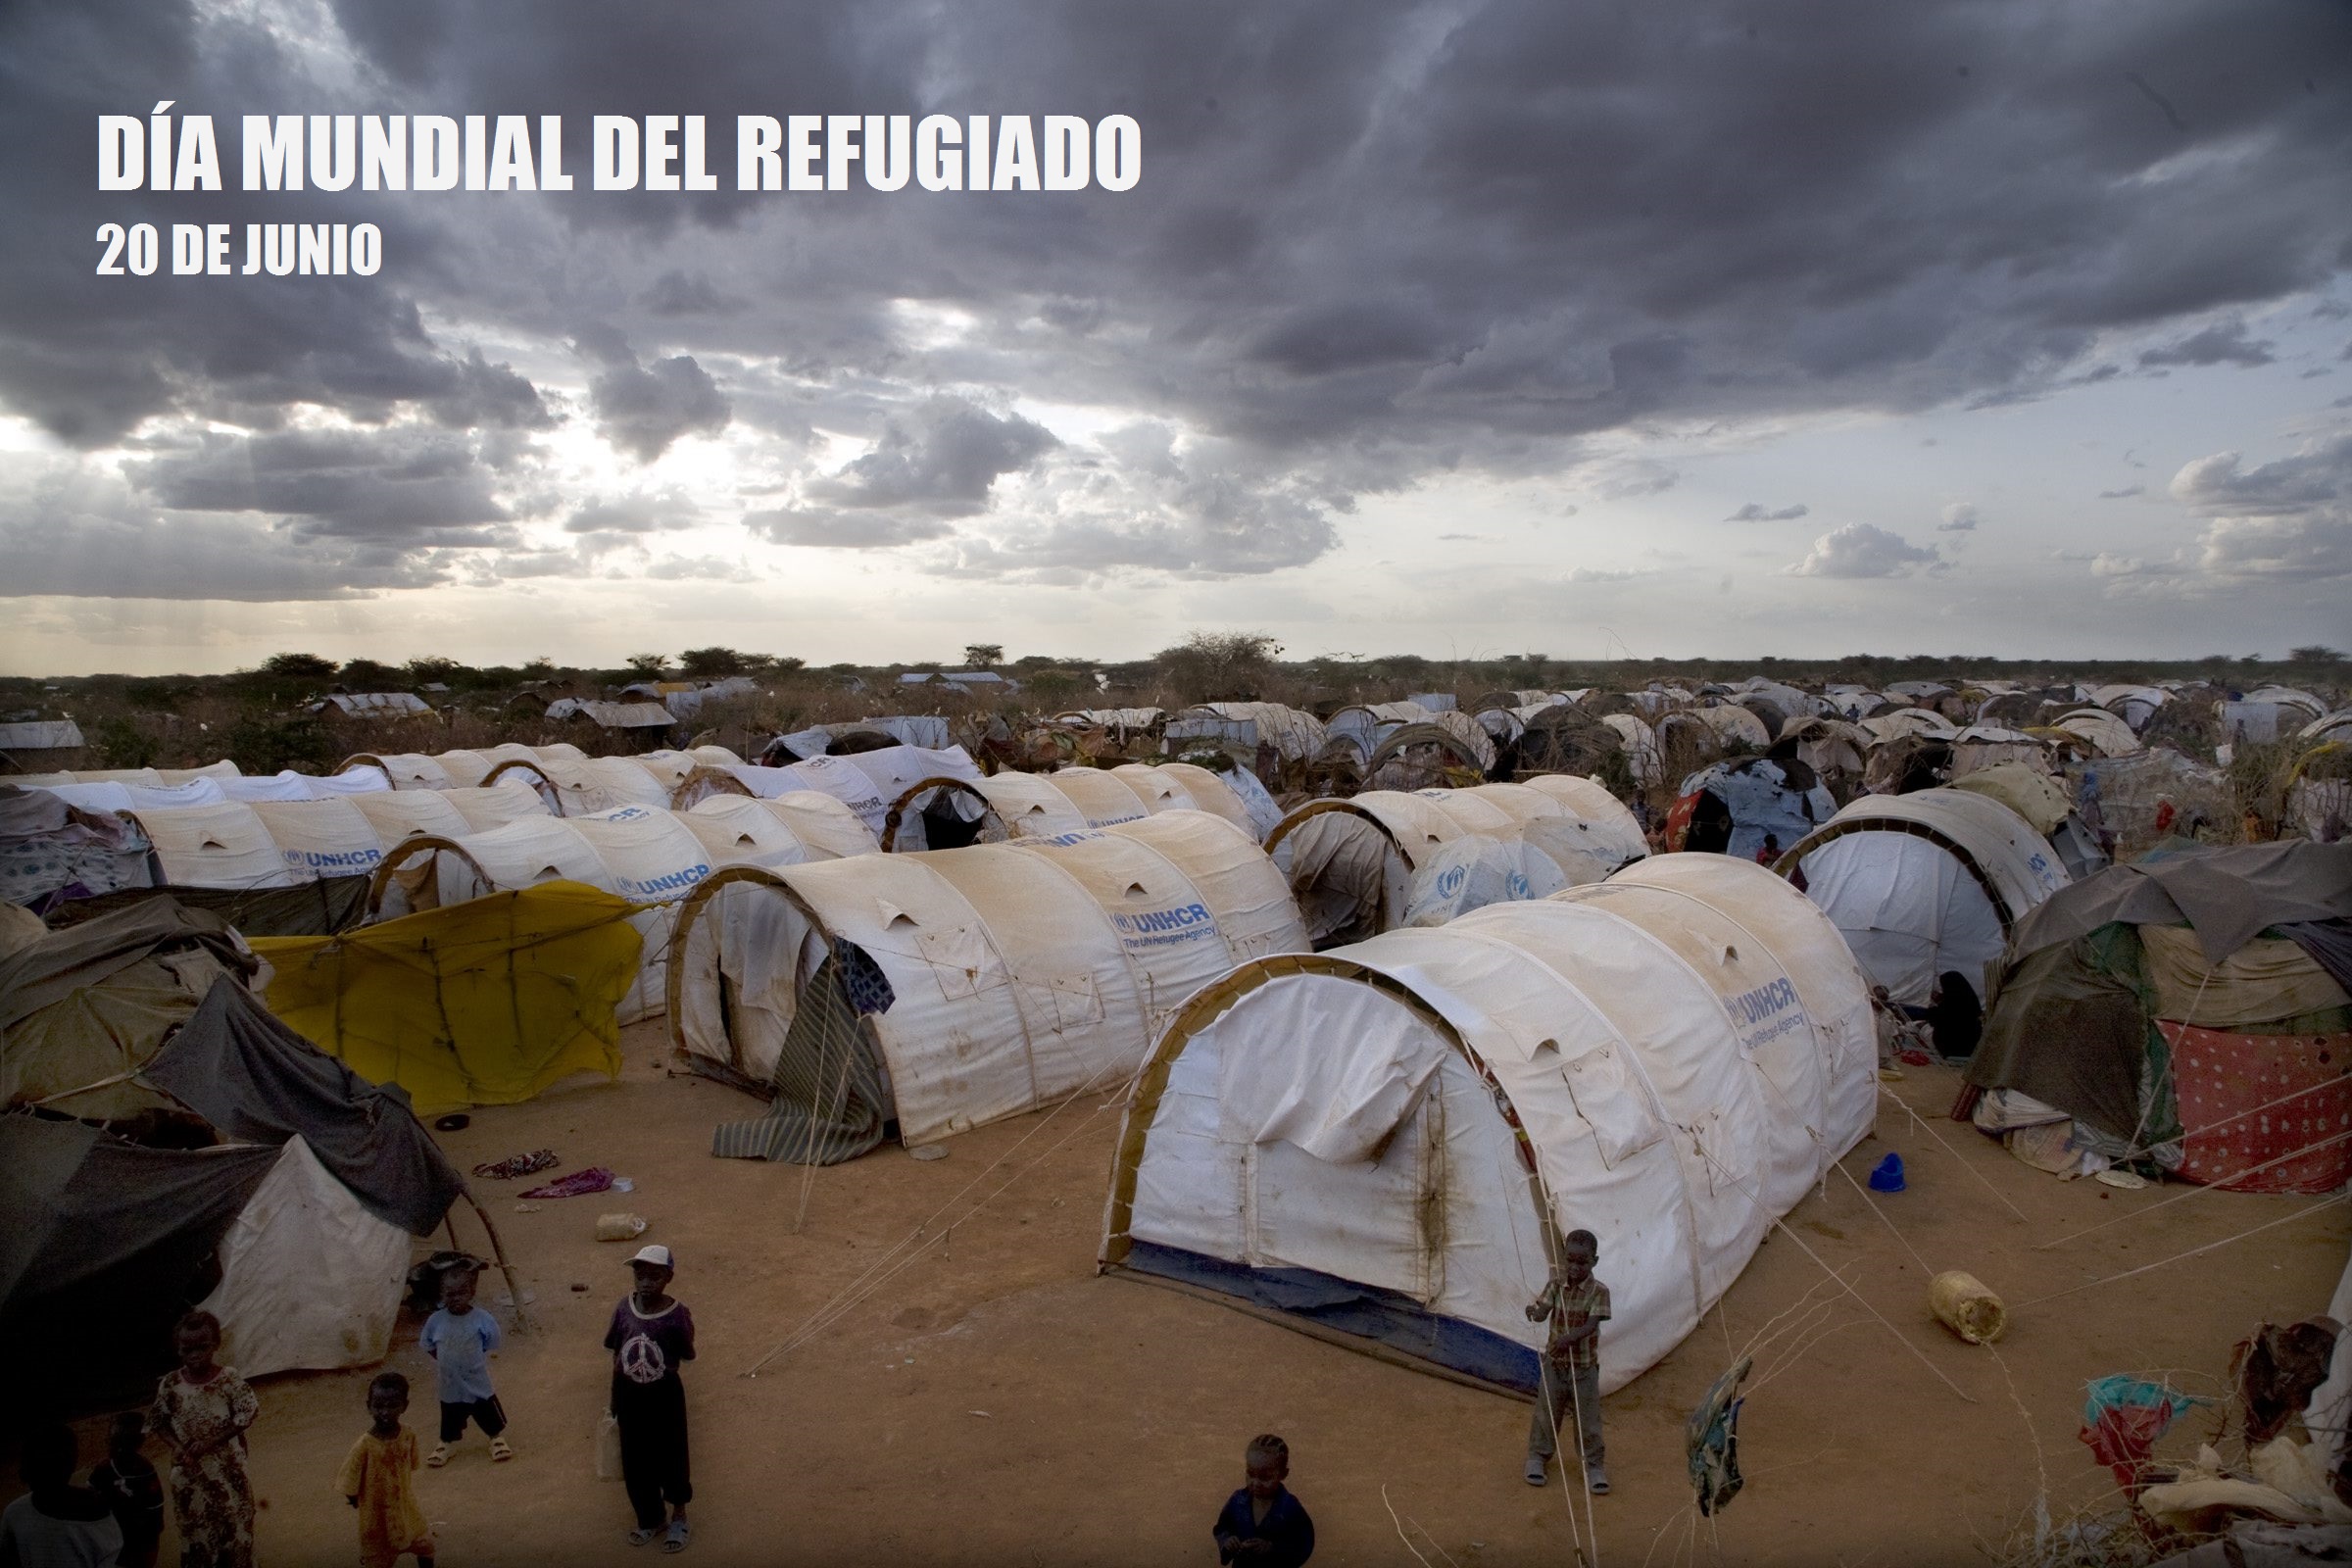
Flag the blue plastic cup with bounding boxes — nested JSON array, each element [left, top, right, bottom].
[[1868, 1152, 1906, 1193]]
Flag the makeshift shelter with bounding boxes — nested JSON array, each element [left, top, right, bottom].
[[1669, 758, 1836, 861], [3, 900, 256, 1120], [1965, 843, 2352, 1190], [2051, 709, 2140, 759], [1509, 705, 1625, 781], [2, 965, 468, 1402], [1100, 857, 1876, 1396], [253, 881, 644, 1114], [369, 805, 711, 1021], [1364, 714, 1498, 791], [1948, 726, 2051, 777], [1, 785, 154, 909], [30, 777, 229, 812], [480, 754, 673, 817], [42, 880, 370, 939], [1780, 787, 2072, 1007], [1596, 713, 1662, 786], [1952, 762, 2108, 881], [1265, 783, 1641, 948], [311, 692, 430, 717], [2089, 684, 2171, 732], [1861, 709, 1957, 746], [1772, 718, 1871, 803], [544, 699, 677, 748], [1694, 704, 1773, 752], [2075, 750, 2237, 858], [766, 715, 956, 759], [668, 813, 1308, 1158], [0, 720, 88, 772], [1164, 703, 1328, 786], [1325, 702, 1438, 763]]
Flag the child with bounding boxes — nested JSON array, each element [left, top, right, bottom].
[[89, 1410, 167, 1568], [419, 1262, 512, 1466], [146, 1308, 259, 1568], [336, 1372, 436, 1568], [1212, 1434, 1314, 1567], [606, 1245, 696, 1552], [0, 1422, 123, 1568], [1525, 1229, 1610, 1494]]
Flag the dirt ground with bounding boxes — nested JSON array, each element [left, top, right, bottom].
[[21, 1028, 2352, 1567]]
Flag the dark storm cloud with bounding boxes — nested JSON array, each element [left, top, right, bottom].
[[749, 395, 1054, 547], [128, 428, 515, 545], [577, 329, 733, 462], [2138, 319, 2277, 369], [4, 0, 2351, 597]]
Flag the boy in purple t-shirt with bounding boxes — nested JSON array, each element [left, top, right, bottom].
[[606, 1245, 696, 1552]]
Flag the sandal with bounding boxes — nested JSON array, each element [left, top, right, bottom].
[[425, 1444, 450, 1468], [628, 1528, 656, 1546], [663, 1519, 690, 1553], [490, 1437, 514, 1462]]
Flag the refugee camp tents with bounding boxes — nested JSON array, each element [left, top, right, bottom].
[[253, 882, 644, 1114], [766, 715, 956, 759], [127, 803, 300, 890], [481, 754, 674, 816], [139, 980, 466, 1376], [370, 804, 713, 1021], [2089, 685, 2171, 732], [1780, 787, 2072, 1008], [2051, 709, 2140, 759], [1596, 713, 1662, 786], [1694, 704, 1772, 752], [1951, 762, 2108, 881], [1773, 718, 1871, 802], [0, 720, 87, 772], [2074, 750, 2237, 858], [2, 946, 467, 1401], [682, 793, 880, 865], [668, 813, 1308, 1159], [1947, 726, 2052, 778], [1965, 843, 2352, 1190], [1669, 758, 1836, 861], [1, 785, 154, 909], [220, 768, 394, 802], [1163, 703, 1329, 780], [1264, 783, 1642, 948], [1100, 856, 1875, 1396]]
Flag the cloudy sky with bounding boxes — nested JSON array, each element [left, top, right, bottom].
[[2, 0, 2348, 675]]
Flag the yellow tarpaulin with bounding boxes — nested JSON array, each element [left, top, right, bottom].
[[251, 881, 643, 1114]]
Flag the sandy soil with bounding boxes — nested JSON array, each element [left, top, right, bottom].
[[24, 1029, 2352, 1567]]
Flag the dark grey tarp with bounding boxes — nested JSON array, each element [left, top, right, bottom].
[[2278, 920, 2352, 998], [0, 898, 252, 1034], [2007, 842, 2352, 964], [0, 1113, 280, 1412], [142, 980, 465, 1236], [45, 877, 370, 938], [710, 952, 891, 1165], [1966, 927, 2156, 1142]]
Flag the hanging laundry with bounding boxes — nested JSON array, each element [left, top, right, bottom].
[[1687, 1356, 1752, 1516]]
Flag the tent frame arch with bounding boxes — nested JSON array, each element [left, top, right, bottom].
[[1771, 812, 2026, 937]]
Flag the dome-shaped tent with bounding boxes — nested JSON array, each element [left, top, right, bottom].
[[1265, 783, 1642, 948], [1101, 857, 1875, 1396], [1778, 787, 2071, 1008], [667, 813, 1308, 1156]]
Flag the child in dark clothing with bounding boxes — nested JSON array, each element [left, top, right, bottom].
[[89, 1411, 167, 1568], [1213, 1434, 1314, 1567], [606, 1245, 695, 1553]]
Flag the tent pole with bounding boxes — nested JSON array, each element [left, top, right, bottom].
[[465, 1193, 531, 1333]]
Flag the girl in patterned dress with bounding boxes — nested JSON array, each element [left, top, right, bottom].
[[147, 1309, 259, 1568]]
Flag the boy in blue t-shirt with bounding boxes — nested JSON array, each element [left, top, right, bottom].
[[418, 1264, 512, 1466]]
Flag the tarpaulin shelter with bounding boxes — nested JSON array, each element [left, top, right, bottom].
[[767, 715, 956, 759], [1265, 783, 1642, 948], [1670, 758, 1836, 861], [22, 777, 229, 813], [1, 784, 153, 909], [1694, 705, 1773, 752], [43, 879, 370, 939], [1597, 713, 1663, 786], [252, 881, 643, 1114], [1965, 843, 2352, 1189], [1101, 856, 1875, 1396], [2051, 709, 2140, 759], [2088, 685, 2171, 732], [1772, 718, 1871, 802], [1779, 787, 2071, 1006], [2, 971, 468, 1402], [369, 805, 712, 1021], [0, 719, 86, 771], [669, 813, 1307, 1158], [2, 900, 256, 1121], [1947, 726, 2052, 778]]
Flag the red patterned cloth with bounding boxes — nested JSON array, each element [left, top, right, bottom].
[[2163, 1021, 2352, 1194]]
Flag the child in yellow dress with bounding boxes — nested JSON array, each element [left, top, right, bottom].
[[336, 1373, 436, 1568]]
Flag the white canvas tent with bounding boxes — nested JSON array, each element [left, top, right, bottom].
[[248, 798, 392, 881], [1265, 782, 1643, 948], [668, 813, 1308, 1148], [1781, 786, 2071, 1005], [1102, 855, 1875, 1396], [127, 802, 300, 889]]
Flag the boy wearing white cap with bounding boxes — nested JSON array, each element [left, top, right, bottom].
[[605, 1245, 696, 1552]]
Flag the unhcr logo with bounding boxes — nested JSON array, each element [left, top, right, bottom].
[[1110, 903, 1212, 935], [620, 863, 711, 899], [1728, 977, 1798, 1026]]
